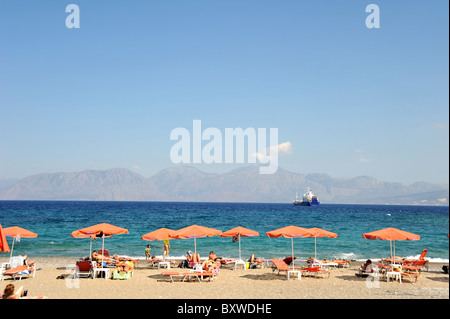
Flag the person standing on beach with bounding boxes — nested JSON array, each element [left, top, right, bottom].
[[145, 244, 151, 260], [162, 239, 170, 261]]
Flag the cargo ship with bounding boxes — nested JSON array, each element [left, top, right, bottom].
[[293, 187, 320, 206]]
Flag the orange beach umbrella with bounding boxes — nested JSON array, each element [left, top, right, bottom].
[[0, 224, 10, 254], [266, 226, 312, 269], [141, 228, 177, 241], [72, 223, 129, 263], [221, 226, 260, 261], [308, 227, 338, 260], [363, 227, 420, 264], [170, 225, 222, 255], [72, 223, 129, 237], [2, 226, 38, 258]]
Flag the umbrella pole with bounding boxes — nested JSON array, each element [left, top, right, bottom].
[[291, 237, 294, 270], [10, 237, 15, 259], [102, 236, 105, 266], [390, 240, 393, 264], [393, 241, 396, 265], [239, 234, 242, 261], [314, 237, 317, 260]]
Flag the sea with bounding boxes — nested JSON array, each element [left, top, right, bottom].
[[0, 201, 448, 263]]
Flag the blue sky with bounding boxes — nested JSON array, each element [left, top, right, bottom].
[[0, 0, 448, 184]]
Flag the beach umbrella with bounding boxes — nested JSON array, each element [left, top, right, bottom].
[[221, 226, 259, 261], [141, 228, 177, 241], [0, 224, 10, 254], [307, 227, 338, 260], [266, 226, 312, 269], [141, 228, 177, 259], [170, 225, 222, 256], [2, 226, 38, 258], [363, 227, 420, 264], [70, 230, 111, 259], [72, 223, 129, 264]]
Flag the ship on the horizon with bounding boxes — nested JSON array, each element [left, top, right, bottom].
[[293, 187, 320, 206]]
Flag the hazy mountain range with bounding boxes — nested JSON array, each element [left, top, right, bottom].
[[0, 166, 448, 206]]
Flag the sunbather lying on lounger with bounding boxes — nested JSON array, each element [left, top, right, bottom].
[[92, 250, 115, 263], [113, 254, 139, 262], [2, 284, 45, 299], [115, 261, 134, 273], [201, 259, 219, 272]]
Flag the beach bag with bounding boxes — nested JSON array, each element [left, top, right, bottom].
[[179, 260, 188, 268]]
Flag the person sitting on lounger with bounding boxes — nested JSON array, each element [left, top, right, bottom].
[[248, 254, 262, 268], [360, 259, 374, 272], [209, 251, 222, 263], [23, 254, 36, 267]]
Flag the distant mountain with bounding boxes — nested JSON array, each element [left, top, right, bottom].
[[0, 168, 165, 201], [0, 166, 448, 205]]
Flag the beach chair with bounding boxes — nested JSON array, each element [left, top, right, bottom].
[[112, 269, 132, 280], [161, 271, 217, 283], [220, 259, 237, 267], [75, 260, 96, 278], [402, 250, 429, 271], [303, 266, 330, 278], [403, 249, 428, 263], [112, 261, 134, 280], [332, 259, 351, 268], [269, 259, 303, 280], [1, 265, 36, 281], [400, 272, 420, 283], [2, 256, 27, 270]]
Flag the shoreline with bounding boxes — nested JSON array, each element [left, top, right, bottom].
[[1, 257, 448, 299]]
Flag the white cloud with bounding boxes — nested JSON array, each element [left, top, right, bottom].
[[354, 149, 370, 163], [253, 141, 292, 161]]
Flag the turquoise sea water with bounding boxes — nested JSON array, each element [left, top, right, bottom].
[[0, 201, 448, 262]]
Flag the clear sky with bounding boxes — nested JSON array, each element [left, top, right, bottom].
[[0, 0, 448, 184]]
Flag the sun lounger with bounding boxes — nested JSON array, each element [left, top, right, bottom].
[[332, 259, 351, 268], [75, 260, 96, 278], [1, 265, 36, 281], [269, 259, 303, 280], [162, 271, 217, 283], [220, 259, 237, 267], [303, 266, 330, 278], [112, 269, 132, 280], [402, 250, 429, 271], [310, 260, 338, 268], [400, 272, 420, 283], [402, 249, 428, 264]]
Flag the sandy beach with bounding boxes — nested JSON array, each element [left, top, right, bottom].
[[1, 257, 448, 300]]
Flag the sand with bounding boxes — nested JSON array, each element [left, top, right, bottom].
[[0, 257, 448, 300]]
